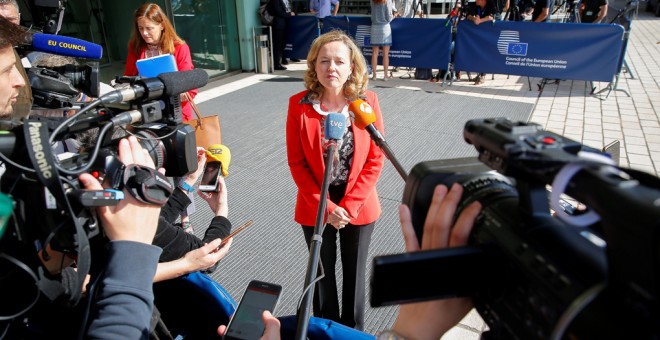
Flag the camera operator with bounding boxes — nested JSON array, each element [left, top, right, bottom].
[[216, 184, 482, 339], [79, 136, 163, 338], [0, 0, 31, 121], [0, 15, 26, 119], [3, 17, 180, 338]]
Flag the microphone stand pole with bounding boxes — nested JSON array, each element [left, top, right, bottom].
[[295, 141, 336, 340]]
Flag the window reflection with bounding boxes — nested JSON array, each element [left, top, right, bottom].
[[172, 0, 226, 77]]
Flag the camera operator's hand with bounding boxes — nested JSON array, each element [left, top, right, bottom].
[[79, 136, 164, 244], [154, 237, 233, 282], [197, 176, 228, 217], [181, 147, 207, 190], [391, 184, 481, 340], [328, 206, 351, 229]]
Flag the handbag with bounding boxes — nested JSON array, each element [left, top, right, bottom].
[[183, 93, 222, 149]]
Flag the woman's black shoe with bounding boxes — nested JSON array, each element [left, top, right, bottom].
[[281, 59, 289, 65], [290, 58, 301, 62], [275, 65, 288, 71]]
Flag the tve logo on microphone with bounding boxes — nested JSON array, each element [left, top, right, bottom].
[[325, 113, 346, 140]]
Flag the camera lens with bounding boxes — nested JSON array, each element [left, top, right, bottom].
[[439, 172, 518, 217], [133, 130, 166, 170]]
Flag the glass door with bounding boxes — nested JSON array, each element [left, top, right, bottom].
[[172, 0, 228, 78]]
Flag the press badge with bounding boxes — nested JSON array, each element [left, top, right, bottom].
[[586, 11, 593, 15]]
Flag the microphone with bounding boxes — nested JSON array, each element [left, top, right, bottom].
[[29, 33, 103, 60], [325, 112, 346, 141], [348, 99, 408, 180], [99, 69, 209, 105]]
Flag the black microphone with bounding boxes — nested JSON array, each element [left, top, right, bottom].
[[99, 69, 208, 105], [348, 99, 407, 180]]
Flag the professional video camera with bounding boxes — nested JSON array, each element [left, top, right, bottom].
[[0, 69, 207, 323], [372, 118, 660, 338], [16, 31, 104, 109], [28, 63, 100, 109]]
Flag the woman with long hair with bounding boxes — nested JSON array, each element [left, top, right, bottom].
[[124, 3, 197, 122], [124, 3, 199, 233]]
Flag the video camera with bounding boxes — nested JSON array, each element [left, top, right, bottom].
[[0, 67, 207, 320], [372, 118, 660, 338]]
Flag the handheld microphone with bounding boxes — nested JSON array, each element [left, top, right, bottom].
[[348, 99, 407, 180], [325, 113, 346, 141], [29, 33, 103, 60]]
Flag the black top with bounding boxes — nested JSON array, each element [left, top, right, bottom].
[[532, 0, 555, 21], [581, 0, 608, 23], [155, 188, 232, 262], [467, 0, 497, 18]]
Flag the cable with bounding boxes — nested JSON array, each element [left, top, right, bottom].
[[54, 122, 113, 176], [0, 253, 41, 321], [49, 99, 102, 145]]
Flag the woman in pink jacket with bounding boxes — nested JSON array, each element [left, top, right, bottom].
[[286, 30, 385, 330], [124, 3, 197, 122]]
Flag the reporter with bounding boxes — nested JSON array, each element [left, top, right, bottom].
[[79, 136, 164, 338]]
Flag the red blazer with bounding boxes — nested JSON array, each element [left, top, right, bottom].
[[124, 43, 197, 121], [286, 90, 385, 226]]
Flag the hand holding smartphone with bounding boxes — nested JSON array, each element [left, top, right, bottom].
[[222, 280, 282, 340], [199, 161, 222, 192]]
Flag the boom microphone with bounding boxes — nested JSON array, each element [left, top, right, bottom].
[[99, 69, 209, 105], [29, 33, 103, 60], [348, 99, 407, 180]]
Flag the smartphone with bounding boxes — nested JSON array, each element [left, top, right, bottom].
[[219, 220, 254, 248], [198, 161, 222, 192], [222, 280, 282, 340]]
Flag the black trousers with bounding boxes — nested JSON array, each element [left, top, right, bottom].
[[272, 25, 287, 66], [301, 184, 375, 330]]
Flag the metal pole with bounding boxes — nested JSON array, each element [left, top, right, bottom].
[[295, 142, 336, 340]]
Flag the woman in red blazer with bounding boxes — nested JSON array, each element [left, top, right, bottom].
[[124, 3, 197, 122], [286, 30, 385, 330]]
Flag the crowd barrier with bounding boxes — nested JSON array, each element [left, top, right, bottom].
[[283, 16, 625, 83]]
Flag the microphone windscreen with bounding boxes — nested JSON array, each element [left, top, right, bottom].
[[158, 69, 209, 96], [325, 113, 346, 140], [31, 33, 103, 60], [349, 99, 376, 129], [206, 144, 231, 177]]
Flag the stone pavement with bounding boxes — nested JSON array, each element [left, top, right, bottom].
[[191, 6, 659, 339]]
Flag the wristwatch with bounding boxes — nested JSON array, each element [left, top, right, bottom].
[[178, 180, 195, 193]]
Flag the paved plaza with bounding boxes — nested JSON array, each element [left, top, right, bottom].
[[185, 5, 659, 338]]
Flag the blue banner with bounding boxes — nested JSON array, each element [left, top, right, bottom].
[[285, 16, 319, 60], [453, 21, 625, 82], [322, 17, 452, 69]]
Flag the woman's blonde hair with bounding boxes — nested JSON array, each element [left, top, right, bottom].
[[128, 3, 184, 57], [303, 30, 369, 101]]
